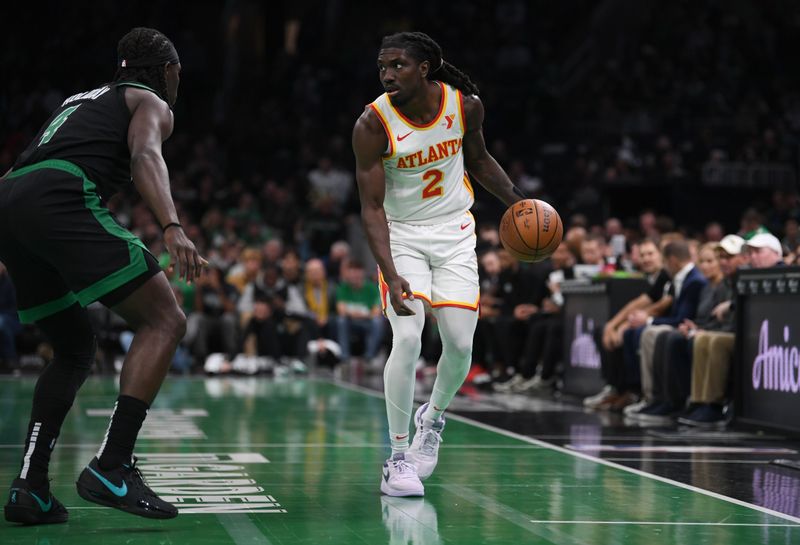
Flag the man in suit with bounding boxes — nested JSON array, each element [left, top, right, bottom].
[[621, 240, 707, 418]]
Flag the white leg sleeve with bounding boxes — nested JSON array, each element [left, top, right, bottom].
[[383, 299, 426, 453], [424, 306, 478, 423]]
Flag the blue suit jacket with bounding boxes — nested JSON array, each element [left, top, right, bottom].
[[652, 266, 707, 327]]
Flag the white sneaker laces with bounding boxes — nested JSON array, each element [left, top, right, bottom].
[[418, 428, 443, 456], [391, 458, 417, 475]]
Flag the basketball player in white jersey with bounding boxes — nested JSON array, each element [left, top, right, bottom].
[[352, 32, 525, 496]]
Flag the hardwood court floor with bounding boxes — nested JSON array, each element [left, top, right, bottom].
[[1, 376, 798, 544]]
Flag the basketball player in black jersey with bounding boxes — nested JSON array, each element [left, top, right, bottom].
[[2, 28, 204, 524]]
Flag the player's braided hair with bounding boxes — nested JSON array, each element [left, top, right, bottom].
[[380, 32, 480, 96], [113, 28, 176, 102]]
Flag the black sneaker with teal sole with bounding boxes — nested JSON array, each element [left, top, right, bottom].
[[4, 478, 68, 525], [76, 457, 177, 519]]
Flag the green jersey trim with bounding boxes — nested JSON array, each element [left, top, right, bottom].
[[17, 292, 79, 324]]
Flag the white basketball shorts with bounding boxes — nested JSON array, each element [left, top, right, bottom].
[[379, 211, 479, 312]]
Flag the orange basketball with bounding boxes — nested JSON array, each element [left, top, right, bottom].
[[499, 199, 563, 262]]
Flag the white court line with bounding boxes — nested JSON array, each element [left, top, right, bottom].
[[527, 520, 800, 527], [443, 483, 591, 545], [604, 458, 766, 464], [327, 378, 800, 526], [521, 435, 754, 441], [567, 445, 797, 454], [0, 443, 544, 449]]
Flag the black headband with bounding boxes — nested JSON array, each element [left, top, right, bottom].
[[119, 43, 179, 68]]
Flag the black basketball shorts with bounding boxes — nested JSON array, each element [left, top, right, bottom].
[[0, 159, 161, 323]]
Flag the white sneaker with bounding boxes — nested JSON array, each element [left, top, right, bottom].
[[515, 374, 555, 392], [471, 371, 492, 385], [493, 374, 524, 392], [623, 399, 649, 416], [406, 403, 445, 480], [380, 453, 424, 497], [583, 385, 616, 408], [280, 357, 307, 374]]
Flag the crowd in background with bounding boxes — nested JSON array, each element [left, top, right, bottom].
[[487, 215, 787, 428], [1, 205, 797, 381], [2, 1, 800, 430]]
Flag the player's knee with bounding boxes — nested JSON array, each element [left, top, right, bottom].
[[392, 330, 422, 359], [450, 337, 473, 361], [169, 307, 188, 340], [152, 301, 187, 341], [52, 334, 94, 359], [40, 335, 95, 401], [442, 332, 472, 362], [53, 335, 96, 373]]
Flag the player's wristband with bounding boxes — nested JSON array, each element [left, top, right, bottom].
[[162, 222, 182, 233]]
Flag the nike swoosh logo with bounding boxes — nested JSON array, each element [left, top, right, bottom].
[[397, 131, 413, 141], [88, 466, 128, 497], [460, 223, 471, 230], [28, 491, 52, 512], [383, 468, 390, 483], [395, 434, 408, 440]]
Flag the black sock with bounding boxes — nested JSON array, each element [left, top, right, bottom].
[[19, 359, 89, 490], [98, 395, 149, 470], [19, 421, 59, 491]]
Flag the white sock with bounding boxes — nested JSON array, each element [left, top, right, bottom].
[[422, 406, 444, 427], [424, 306, 477, 424], [383, 299, 426, 455]]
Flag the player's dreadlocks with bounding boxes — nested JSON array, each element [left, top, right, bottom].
[[113, 28, 179, 104], [380, 32, 480, 96]]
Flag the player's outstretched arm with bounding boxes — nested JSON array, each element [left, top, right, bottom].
[[461, 95, 523, 207], [352, 107, 415, 316], [125, 88, 206, 282]]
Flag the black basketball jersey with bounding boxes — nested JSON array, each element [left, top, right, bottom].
[[13, 82, 158, 199]]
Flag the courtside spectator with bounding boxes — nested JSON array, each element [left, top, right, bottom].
[[624, 240, 707, 418], [634, 242, 726, 423], [662, 235, 746, 427], [586, 239, 670, 410]]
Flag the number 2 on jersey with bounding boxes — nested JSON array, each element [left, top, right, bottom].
[[39, 105, 81, 146], [422, 168, 444, 199]]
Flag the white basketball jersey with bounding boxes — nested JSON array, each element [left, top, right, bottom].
[[369, 82, 475, 224]]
